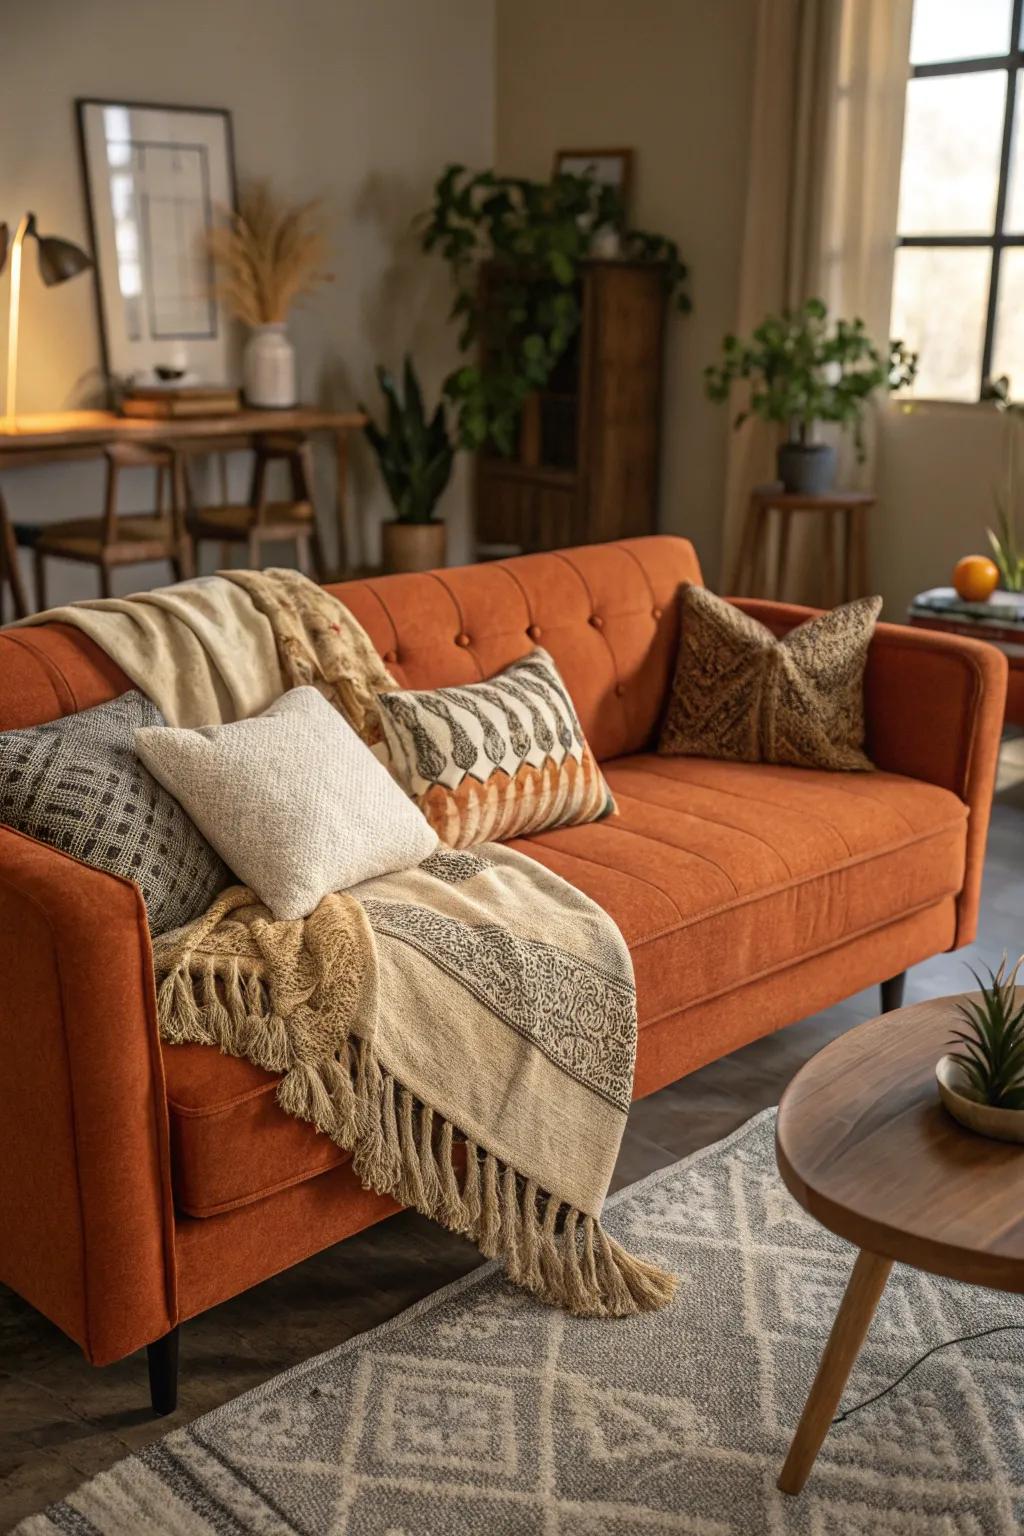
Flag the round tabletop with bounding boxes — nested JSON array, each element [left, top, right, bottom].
[[776, 997, 1024, 1292]]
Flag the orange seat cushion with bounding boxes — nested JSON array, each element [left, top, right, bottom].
[[512, 755, 967, 1028], [162, 755, 967, 1218]]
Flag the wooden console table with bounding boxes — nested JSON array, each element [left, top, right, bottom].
[[0, 408, 365, 619]]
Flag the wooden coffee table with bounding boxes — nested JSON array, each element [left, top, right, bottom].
[[775, 996, 1024, 1495]]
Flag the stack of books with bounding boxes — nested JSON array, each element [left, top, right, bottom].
[[120, 385, 241, 419], [909, 586, 1024, 649]]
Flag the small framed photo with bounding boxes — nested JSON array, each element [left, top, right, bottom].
[[553, 148, 633, 212], [76, 98, 238, 388]]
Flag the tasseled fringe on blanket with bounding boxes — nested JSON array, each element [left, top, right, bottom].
[[157, 956, 676, 1319]]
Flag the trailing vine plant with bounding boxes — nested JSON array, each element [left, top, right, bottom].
[[420, 164, 691, 455]]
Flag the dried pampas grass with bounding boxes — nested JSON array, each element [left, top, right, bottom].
[[208, 182, 333, 326]]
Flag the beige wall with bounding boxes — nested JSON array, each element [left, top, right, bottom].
[[875, 402, 1011, 619], [495, 0, 756, 584], [3, 4, 992, 624], [1, 0, 494, 603]]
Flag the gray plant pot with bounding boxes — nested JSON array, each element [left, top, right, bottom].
[[777, 442, 837, 496]]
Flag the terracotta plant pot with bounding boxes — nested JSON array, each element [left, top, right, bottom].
[[935, 1055, 1024, 1144], [381, 519, 446, 575]]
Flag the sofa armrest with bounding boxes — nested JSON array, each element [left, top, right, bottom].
[[0, 826, 176, 1364], [731, 599, 1007, 947]]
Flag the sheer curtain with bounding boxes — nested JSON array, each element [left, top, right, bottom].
[[720, 0, 913, 599]]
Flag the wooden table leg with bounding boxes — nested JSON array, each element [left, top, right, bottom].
[[170, 454, 195, 580], [841, 504, 869, 602], [821, 510, 838, 608], [0, 486, 31, 618], [729, 496, 760, 595], [334, 427, 351, 579], [750, 505, 770, 598], [842, 506, 854, 602], [775, 508, 792, 601], [777, 1248, 892, 1496]]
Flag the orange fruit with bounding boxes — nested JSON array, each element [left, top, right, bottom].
[[952, 555, 999, 602]]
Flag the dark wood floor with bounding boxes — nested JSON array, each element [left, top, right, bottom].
[[2, 746, 1022, 1531]]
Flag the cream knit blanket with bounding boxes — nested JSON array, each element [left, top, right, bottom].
[[155, 845, 676, 1317], [13, 568, 395, 730]]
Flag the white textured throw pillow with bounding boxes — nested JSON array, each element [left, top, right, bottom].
[[135, 686, 438, 920]]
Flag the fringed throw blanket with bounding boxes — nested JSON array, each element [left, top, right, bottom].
[[222, 567, 396, 739], [155, 842, 676, 1318], [13, 567, 395, 730]]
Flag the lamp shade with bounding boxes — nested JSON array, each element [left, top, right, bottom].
[[23, 215, 92, 286], [35, 232, 92, 286]]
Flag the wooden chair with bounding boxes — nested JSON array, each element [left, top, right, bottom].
[[32, 442, 194, 610], [186, 433, 323, 575]]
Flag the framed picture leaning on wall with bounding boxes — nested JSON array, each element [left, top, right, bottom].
[[553, 148, 633, 214], [76, 99, 238, 391]]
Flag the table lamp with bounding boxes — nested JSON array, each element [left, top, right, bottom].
[[1, 212, 92, 426]]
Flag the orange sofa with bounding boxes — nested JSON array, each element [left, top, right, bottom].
[[0, 536, 1007, 1410]]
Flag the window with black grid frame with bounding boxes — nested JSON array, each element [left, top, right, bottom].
[[892, 0, 1024, 400]]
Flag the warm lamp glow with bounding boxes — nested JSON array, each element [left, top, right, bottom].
[[2, 212, 92, 426]]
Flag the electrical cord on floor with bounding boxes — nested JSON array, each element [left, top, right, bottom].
[[832, 1322, 1024, 1424]]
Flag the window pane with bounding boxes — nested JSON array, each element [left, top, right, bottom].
[[910, 0, 1012, 64], [890, 246, 991, 399], [897, 73, 1006, 235], [1003, 73, 1024, 230], [992, 250, 1024, 389]]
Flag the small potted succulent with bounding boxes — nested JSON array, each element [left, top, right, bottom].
[[936, 955, 1024, 1143], [362, 357, 454, 574], [704, 298, 918, 495]]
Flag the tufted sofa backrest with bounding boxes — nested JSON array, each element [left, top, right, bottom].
[[0, 536, 702, 760], [331, 536, 701, 760]]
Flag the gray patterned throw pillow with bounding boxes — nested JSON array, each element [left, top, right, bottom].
[[0, 691, 228, 936]]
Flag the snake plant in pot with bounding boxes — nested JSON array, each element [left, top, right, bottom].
[[362, 358, 454, 574], [936, 955, 1024, 1143]]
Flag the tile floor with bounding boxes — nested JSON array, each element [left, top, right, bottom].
[[2, 741, 1022, 1530]]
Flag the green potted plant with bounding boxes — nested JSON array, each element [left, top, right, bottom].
[[704, 298, 918, 495], [421, 164, 691, 456], [362, 358, 454, 574], [936, 954, 1024, 1143]]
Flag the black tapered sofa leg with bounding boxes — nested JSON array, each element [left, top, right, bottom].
[[880, 971, 906, 1014], [147, 1326, 180, 1416]]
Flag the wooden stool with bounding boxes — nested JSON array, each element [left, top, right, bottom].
[[730, 485, 875, 605], [186, 432, 323, 576], [32, 442, 194, 610]]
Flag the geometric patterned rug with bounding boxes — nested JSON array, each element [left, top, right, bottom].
[[16, 1111, 1024, 1534]]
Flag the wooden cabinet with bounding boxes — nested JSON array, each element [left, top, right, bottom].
[[474, 260, 667, 556]]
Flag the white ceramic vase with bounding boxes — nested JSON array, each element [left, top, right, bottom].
[[590, 225, 622, 259], [243, 323, 297, 408]]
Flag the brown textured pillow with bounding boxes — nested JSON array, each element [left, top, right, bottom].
[[658, 585, 882, 771]]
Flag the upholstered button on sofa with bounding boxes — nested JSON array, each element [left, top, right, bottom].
[[0, 536, 1007, 1405]]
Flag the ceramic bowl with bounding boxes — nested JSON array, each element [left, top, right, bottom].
[[936, 1055, 1024, 1144]]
